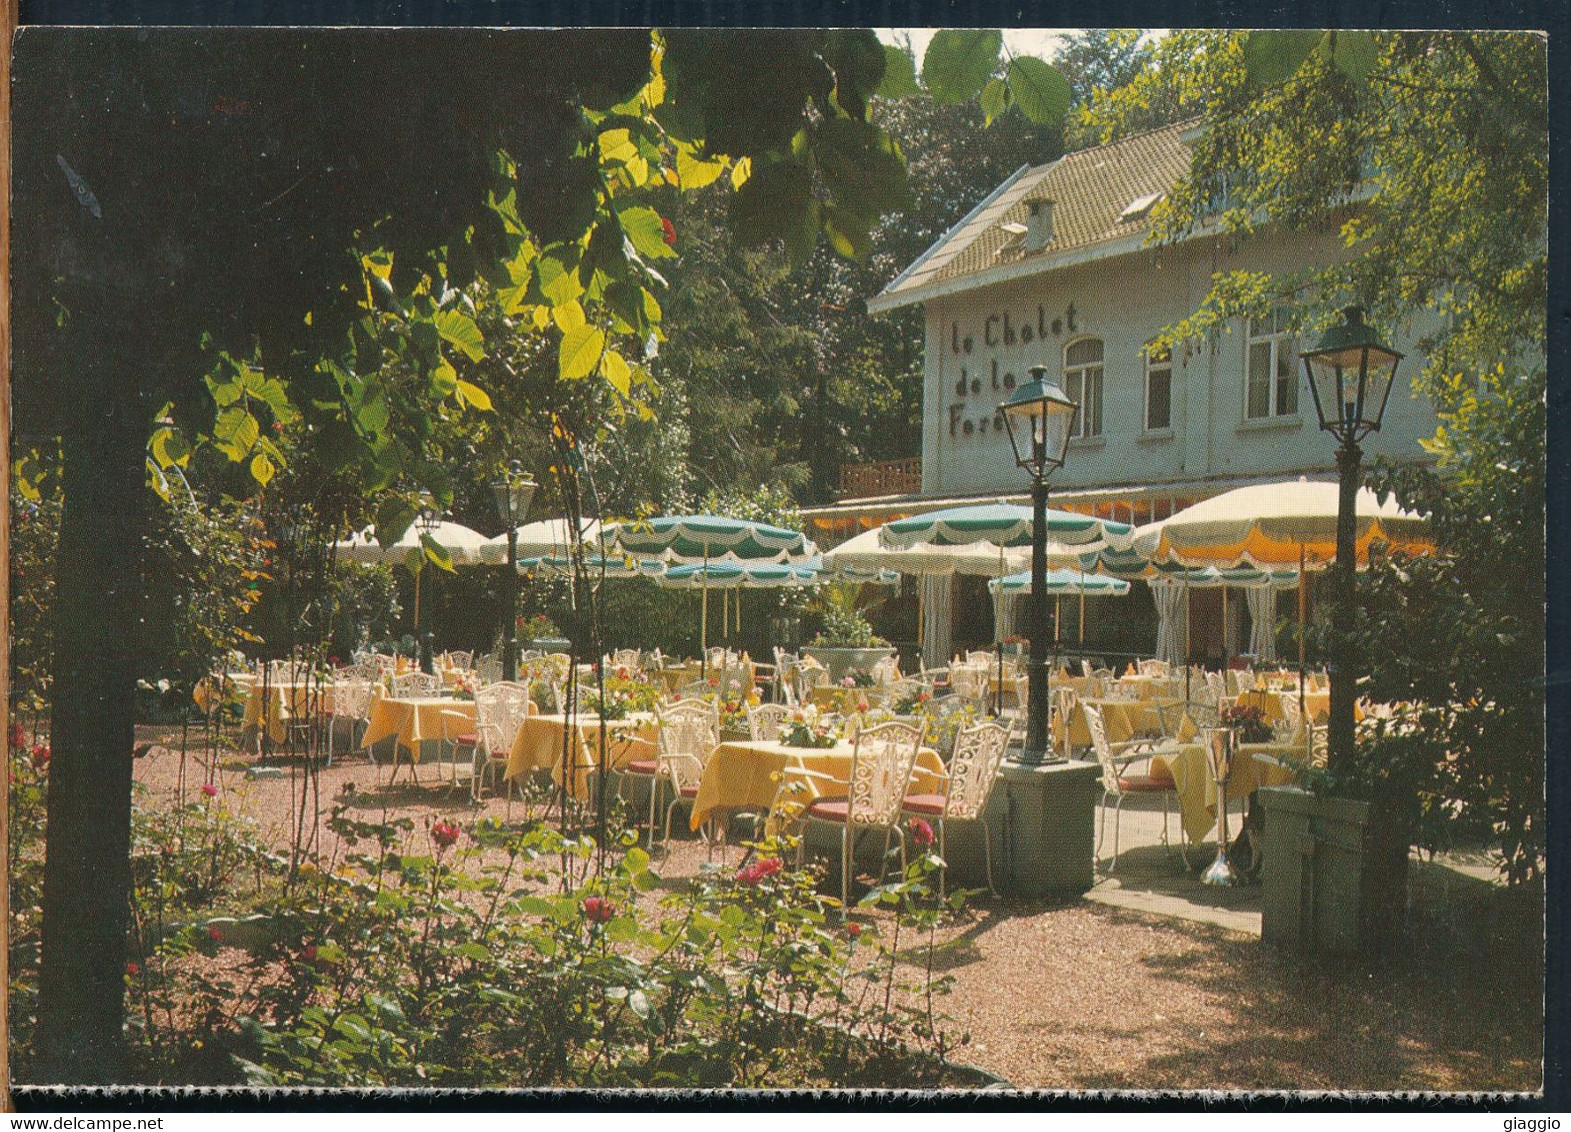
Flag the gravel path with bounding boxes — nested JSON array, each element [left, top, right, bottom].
[[123, 725, 1543, 1094]]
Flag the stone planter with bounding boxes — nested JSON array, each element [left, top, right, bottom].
[[1257, 785, 1410, 954], [801, 645, 895, 683]]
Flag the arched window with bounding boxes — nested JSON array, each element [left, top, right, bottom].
[[1063, 338, 1103, 438]]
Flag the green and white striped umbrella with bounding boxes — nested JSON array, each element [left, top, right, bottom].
[[986, 568, 1132, 596], [879, 502, 1134, 556], [604, 514, 817, 666], [605, 514, 817, 566], [656, 561, 819, 589], [519, 553, 666, 580]]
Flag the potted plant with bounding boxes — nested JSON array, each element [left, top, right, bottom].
[[519, 613, 569, 654], [801, 584, 894, 682]]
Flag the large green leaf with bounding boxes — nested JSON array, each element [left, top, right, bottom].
[[675, 144, 727, 190], [1242, 29, 1326, 87], [979, 76, 1009, 126], [876, 44, 919, 98], [559, 323, 606, 380], [1006, 55, 1071, 125], [620, 205, 678, 260], [921, 30, 1002, 104], [433, 309, 485, 362], [1331, 30, 1379, 83], [421, 532, 456, 573]]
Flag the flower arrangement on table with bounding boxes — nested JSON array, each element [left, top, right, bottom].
[[780, 706, 837, 749], [839, 668, 875, 689], [717, 690, 762, 733], [450, 671, 480, 701], [893, 687, 933, 715], [587, 675, 662, 719], [1220, 702, 1274, 744]]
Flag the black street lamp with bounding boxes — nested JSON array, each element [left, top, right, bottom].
[[490, 462, 538, 682], [1300, 306, 1402, 776], [415, 507, 442, 674], [999, 365, 1079, 766]]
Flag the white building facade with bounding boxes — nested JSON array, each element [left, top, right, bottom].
[[815, 121, 1440, 664]]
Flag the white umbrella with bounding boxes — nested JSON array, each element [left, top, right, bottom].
[[477, 518, 602, 566], [334, 518, 489, 668]]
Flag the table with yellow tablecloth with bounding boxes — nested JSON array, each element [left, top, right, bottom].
[[1150, 741, 1302, 845], [194, 672, 256, 715], [1237, 687, 1334, 725], [359, 694, 475, 762], [241, 681, 336, 745], [689, 739, 946, 831], [504, 712, 659, 799], [1058, 697, 1168, 751]]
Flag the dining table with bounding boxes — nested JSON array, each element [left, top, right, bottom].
[[504, 711, 660, 800], [359, 692, 476, 763], [689, 738, 947, 832], [1149, 740, 1304, 845], [1237, 686, 1334, 725], [240, 680, 335, 745]]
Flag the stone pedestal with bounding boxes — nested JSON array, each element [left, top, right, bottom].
[[1258, 785, 1409, 954]]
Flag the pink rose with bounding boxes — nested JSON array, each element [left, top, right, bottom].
[[909, 818, 935, 848], [582, 896, 616, 923], [431, 820, 461, 849], [201, 782, 219, 798]]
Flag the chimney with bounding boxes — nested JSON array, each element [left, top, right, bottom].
[[1025, 198, 1055, 251]]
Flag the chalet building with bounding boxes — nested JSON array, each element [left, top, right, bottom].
[[803, 120, 1440, 663]]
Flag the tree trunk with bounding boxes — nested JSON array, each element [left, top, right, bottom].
[[35, 418, 147, 1083]]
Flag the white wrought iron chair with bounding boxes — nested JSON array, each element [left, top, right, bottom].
[[327, 675, 375, 765], [1082, 702, 1186, 873], [443, 682, 532, 802], [617, 699, 719, 851], [901, 720, 1011, 896], [789, 719, 926, 911], [746, 703, 791, 743], [392, 671, 444, 699], [443, 650, 474, 672]]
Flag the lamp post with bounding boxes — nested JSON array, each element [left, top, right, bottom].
[[489, 462, 539, 682], [415, 507, 441, 674], [1300, 306, 1402, 777], [999, 365, 1079, 765]]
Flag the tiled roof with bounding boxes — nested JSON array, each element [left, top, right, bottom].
[[878, 119, 1199, 302]]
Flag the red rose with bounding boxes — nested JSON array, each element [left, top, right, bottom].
[[909, 818, 935, 848], [300, 944, 318, 963], [431, 820, 461, 849], [125, 961, 140, 977], [737, 857, 783, 885], [8, 722, 26, 750], [207, 926, 223, 943], [30, 745, 51, 769], [582, 896, 616, 924], [201, 782, 219, 798], [660, 216, 676, 246], [846, 922, 863, 938]]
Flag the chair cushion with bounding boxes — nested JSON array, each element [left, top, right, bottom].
[[453, 733, 478, 747], [624, 759, 659, 776], [1118, 773, 1175, 793], [804, 796, 850, 821], [679, 784, 699, 797], [900, 793, 948, 816]]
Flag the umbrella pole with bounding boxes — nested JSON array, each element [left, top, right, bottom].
[[1298, 544, 1308, 717], [1079, 589, 1085, 645], [700, 547, 710, 678], [995, 546, 1004, 716], [1184, 584, 1192, 700], [1222, 585, 1230, 673]]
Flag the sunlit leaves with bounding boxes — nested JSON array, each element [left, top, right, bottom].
[[1006, 55, 1072, 124], [618, 205, 678, 260], [675, 144, 727, 190], [921, 30, 1002, 104], [433, 309, 485, 362], [876, 44, 919, 99], [559, 323, 607, 379], [455, 380, 493, 412], [1241, 29, 1324, 87]]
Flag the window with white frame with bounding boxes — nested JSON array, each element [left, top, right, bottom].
[[1245, 308, 1298, 419], [1144, 346, 1172, 432], [1063, 338, 1103, 438]]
